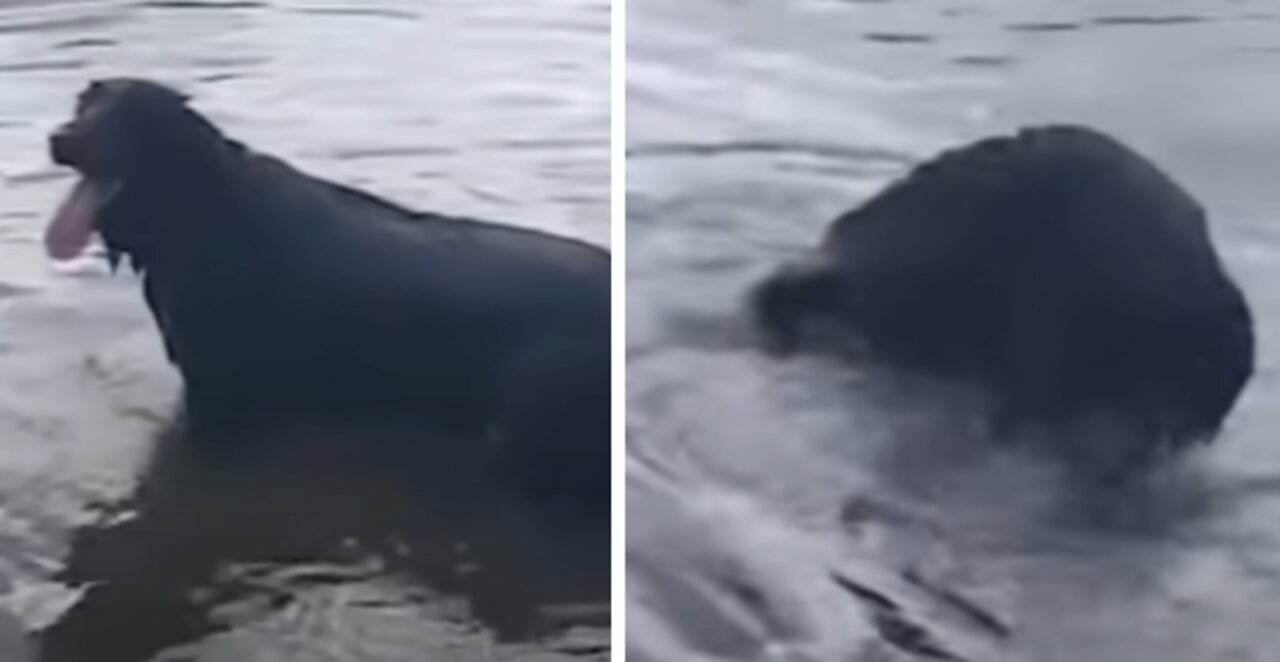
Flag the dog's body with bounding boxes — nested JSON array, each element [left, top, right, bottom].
[[46, 79, 610, 502], [754, 126, 1253, 467]]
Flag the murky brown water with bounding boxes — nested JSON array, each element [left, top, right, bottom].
[[628, 0, 1280, 660], [0, 1, 610, 660]]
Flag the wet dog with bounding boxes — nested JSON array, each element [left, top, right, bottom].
[[753, 126, 1253, 475], [46, 78, 611, 504]]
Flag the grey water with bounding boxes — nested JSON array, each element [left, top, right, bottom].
[[0, 0, 610, 660], [627, 0, 1280, 660]]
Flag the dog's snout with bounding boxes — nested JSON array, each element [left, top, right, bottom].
[[49, 125, 79, 166]]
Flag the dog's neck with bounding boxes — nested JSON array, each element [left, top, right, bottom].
[[102, 139, 253, 275]]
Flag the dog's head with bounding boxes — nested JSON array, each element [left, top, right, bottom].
[[45, 78, 226, 266]]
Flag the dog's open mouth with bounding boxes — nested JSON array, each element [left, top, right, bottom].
[[44, 177, 121, 261], [45, 120, 125, 261]]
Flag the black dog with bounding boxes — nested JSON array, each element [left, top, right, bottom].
[[754, 126, 1253, 470], [45, 78, 610, 502]]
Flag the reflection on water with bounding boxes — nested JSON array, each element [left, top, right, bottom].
[[44, 422, 608, 662], [0, 0, 609, 659], [628, 0, 1280, 660]]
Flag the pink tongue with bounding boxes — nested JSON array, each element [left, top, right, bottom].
[[45, 178, 103, 261]]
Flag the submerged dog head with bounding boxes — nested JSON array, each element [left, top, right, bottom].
[[45, 78, 227, 267]]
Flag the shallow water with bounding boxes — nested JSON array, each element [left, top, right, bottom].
[[628, 0, 1280, 660], [0, 0, 610, 659]]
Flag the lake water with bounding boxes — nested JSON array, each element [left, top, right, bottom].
[[627, 0, 1280, 660], [0, 0, 611, 660]]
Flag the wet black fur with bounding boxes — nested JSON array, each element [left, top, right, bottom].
[[50, 78, 611, 505], [753, 126, 1254, 460]]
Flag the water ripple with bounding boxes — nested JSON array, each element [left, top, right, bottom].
[[292, 7, 420, 21], [54, 37, 115, 49], [951, 55, 1014, 67], [0, 60, 85, 73], [136, 0, 266, 9], [864, 32, 936, 44], [328, 145, 456, 161], [1005, 21, 1081, 33], [627, 140, 915, 165], [0, 9, 123, 35], [1091, 14, 1209, 27]]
